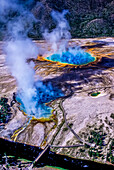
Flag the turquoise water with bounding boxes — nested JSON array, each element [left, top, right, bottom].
[[16, 83, 64, 118], [16, 97, 52, 118], [46, 50, 95, 66]]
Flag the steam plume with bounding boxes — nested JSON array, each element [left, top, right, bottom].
[[0, 1, 63, 117], [0, 0, 39, 115], [6, 39, 38, 115], [43, 10, 71, 52], [43, 10, 94, 67]]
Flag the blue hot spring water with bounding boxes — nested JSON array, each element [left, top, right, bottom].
[[16, 83, 64, 118], [46, 48, 95, 66]]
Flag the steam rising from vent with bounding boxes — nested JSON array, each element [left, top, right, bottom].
[[43, 10, 71, 52], [43, 10, 96, 66], [0, 0, 64, 118], [6, 40, 38, 115], [0, 0, 40, 116], [43, 10, 96, 67], [0, 1, 94, 118]]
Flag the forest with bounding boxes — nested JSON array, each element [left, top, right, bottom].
[[0, 0, 113, 40]]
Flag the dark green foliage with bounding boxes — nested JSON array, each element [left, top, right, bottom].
[[106, 140, 114, 164], [69, 123, 73, 128], [79, 148, 85, 153], [0, 97, 12, 124], [110, 113, 114, 119], [0, 0, 113, 40], [0, 97, 8, 106], [90, 131, 105, 146], [104, 117, 113, 126], [87, 130, 106, 159], [43, 0, 114, 38], [63, 127, 68, 131], [63, 123, 73, 131]]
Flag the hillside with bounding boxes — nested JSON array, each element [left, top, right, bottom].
[[0, 0, 114, 40], [31, 0, 114, 38]]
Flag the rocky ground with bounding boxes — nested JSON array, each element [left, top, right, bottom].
[[0, 37, 114, 166]]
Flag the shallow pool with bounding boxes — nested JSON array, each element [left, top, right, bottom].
[[46, 50, 96, 66], [16, 82, 64, 118]]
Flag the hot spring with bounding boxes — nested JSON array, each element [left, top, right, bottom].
[[16, 82, 64, 118], [45, 47, 96, 66], [16, 47, 96, 119]]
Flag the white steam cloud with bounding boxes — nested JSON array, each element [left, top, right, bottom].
[[0, 1, 65, 117], [43, 10, 71, 52], [43, 9, 91, 67], [0, 0, 39, 115], [6, 39, 38, 115]]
